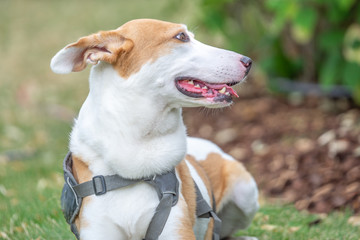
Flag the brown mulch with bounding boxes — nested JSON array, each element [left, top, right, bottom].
[[183, 81, 360, 214]]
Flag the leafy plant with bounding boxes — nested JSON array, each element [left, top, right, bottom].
[[198, 0, 360, 104]]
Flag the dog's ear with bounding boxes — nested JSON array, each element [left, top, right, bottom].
[[50, 31, 133, 74]]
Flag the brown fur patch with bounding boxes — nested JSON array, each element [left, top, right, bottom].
[[176, 160, 197, 239], [204, 217, 214, 240], [113, 19, 186, 78], [69, 33, 134, 72], [177, 200, 197, 240], [72, 155, 93, 231], [68, 19, 186, 78], [198, 153, 252, 210], [176, 160, 196, 226], [72, 155, 92, 183]]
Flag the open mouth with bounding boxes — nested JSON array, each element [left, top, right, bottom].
[[175, 77, 239, 103]]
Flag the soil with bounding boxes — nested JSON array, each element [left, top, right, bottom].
[[183, 79, 360, 214]]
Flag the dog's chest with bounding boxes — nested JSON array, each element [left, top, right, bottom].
[[83, 182, 159, 237]]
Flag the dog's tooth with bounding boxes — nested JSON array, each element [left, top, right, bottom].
[[195, 84, 201, 88], [219, 87, 226, 93], [202, 86, 208, 90], [188, 80, 194, 85], [225, 92, 230, 96]]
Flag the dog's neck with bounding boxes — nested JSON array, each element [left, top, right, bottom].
[[70, 63, 187, 179]]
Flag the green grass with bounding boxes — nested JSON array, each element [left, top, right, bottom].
[[0, 156, 72, 240], [1, 157, 360, 239], [238, 204, 360, 240], [0, 0, 359, 239]]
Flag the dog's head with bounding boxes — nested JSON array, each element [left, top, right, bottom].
[[51, 19, 251, 108]]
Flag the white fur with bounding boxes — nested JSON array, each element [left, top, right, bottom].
[[50, 46, 83, 74], [187, 137, 235, 162], [186, 138, 259, 238], [51, 20, 257, 240], [79, 181, 186, 240], [70, 61, 188, 179]]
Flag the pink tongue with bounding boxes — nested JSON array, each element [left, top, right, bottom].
[[205, 83, 239, 98], [180, 80, 239, 98], [226, 86, 239, 98]]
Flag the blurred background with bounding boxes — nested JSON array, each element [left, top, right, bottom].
[[1, 0, 360, 239]]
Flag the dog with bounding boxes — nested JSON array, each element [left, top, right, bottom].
[[51, 19, 259, 240]]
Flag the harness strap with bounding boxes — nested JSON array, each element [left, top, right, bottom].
[[194, 183, 222, 240], [73, 175, 140, 198], [62, 153, 220, 240], [143, 169, 179, 240], [210, 211, 222, 240], [68, 163, 178, 240], [143, 193, 174, 240]]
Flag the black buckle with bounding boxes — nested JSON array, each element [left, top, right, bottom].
[[92, 175, 107, 196]]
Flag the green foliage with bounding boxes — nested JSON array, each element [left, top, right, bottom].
[[198, 0, 360, 104]]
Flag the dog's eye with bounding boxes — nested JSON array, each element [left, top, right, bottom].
[[174, 32, 190, 42]]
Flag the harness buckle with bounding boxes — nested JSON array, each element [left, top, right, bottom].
[[144, 175, 156, 182], [92, 175, 107, 196]]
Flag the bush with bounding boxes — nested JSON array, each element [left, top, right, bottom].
[[198, 0, 360, 103]]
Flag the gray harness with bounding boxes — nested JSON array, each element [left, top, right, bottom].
[[61, 152, 221, 240]]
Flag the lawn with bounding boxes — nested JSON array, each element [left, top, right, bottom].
[[1, 156, 360, 239], [0, 0, 359, 239]]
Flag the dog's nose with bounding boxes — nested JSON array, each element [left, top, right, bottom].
[[240, 56, 252, 73]]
